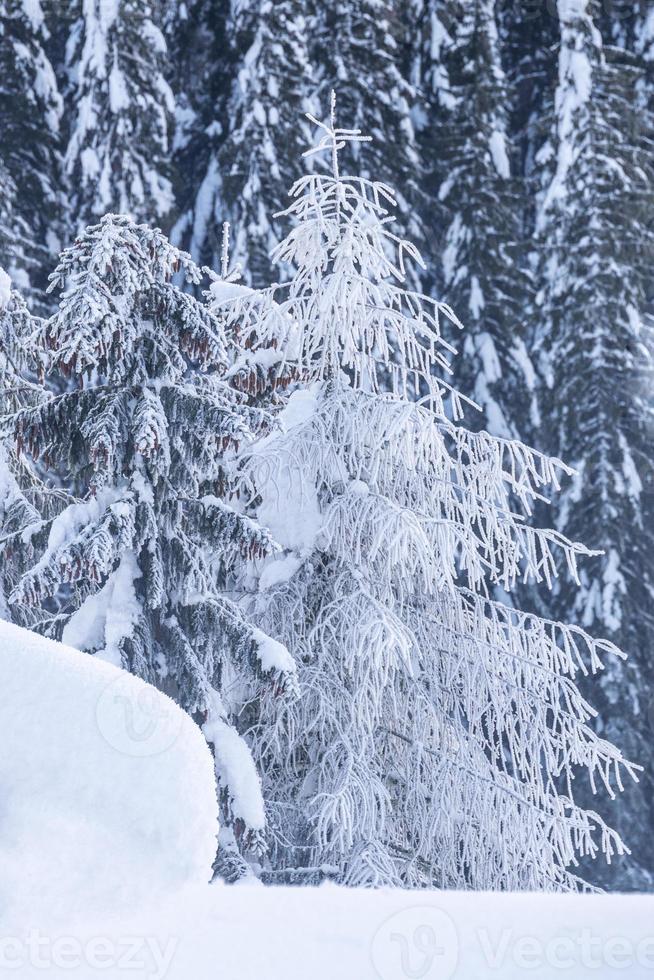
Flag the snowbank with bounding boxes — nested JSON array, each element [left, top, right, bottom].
[[1, 620, 653, 979], [0, 619, 218, 924], [3, 881, 654, 979], [126, 885, 654, 980]]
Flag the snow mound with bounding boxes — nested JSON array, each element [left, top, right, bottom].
[[0, 619, 218, 923]]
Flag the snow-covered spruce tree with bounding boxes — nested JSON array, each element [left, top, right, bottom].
[[533, 0, 654, 891], [0, 163, 26, 284], [414, 0, 536, 440], [0, 267, 46, 426], [0, 444, 35, 622], [209, 223, 300, 406], [226, 104, 638, 890], [313, 1, 425, 278], [64, 0, 174, 231], [214, 0, 319, 285], [0, 0, 63, 305], [7, 216, 297, 875], [0, 269, 51, 623], [497, 0, 559, 197], [165, 0, 233, 275]]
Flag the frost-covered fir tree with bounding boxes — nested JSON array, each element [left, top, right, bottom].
[[0, 164, 26, 285], [226, 101, 638, 890], [169, 0, 423, 287], [0, 267, 45, 424], [165, 0, 233, 275], [214, 0, 318, 285], [64, 0, 174, 230], [314, 1, 424, 270], [6, 216, 296, 874], [534, 0, 654, 891], [414, 0, 536, 439], [0, 269, 50, 622], [498, 0, 559, 202], [0, 0, 63, 305]]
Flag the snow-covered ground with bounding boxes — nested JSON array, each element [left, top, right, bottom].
[[3, 877, 654, 979], [1, 620, 653, 979]]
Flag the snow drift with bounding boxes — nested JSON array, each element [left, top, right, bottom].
[[3, 880, 654, 979], [0, 619, 218, 923], [0, 620, 653, 979]]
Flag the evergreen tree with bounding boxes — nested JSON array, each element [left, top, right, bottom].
[[64, 0, 174, 231], [0, 164, 26, 285], [0, 269, 51, 623], [315, 1, 424, 267], [214, 0, 318, 285], [0, 267, 43, 418], [498, 0, 559, 197], [6, 215, 297, 873], [233, 105, 636, 890], [534, 0, 654, 890], [165, 0, 233, 274], [0, 0, 63, 305], [170, 0, 423, 286], [415, 0, 536, 439]]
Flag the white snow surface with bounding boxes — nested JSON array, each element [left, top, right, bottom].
[[0, 619, 218, 925], [1, 620, 653, 978], [3, 880, 654, 979]]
